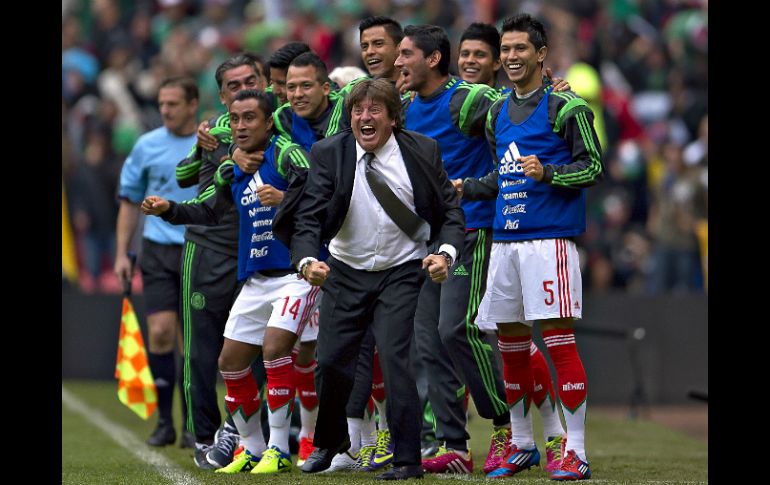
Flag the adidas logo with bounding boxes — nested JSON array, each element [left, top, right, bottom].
[[240, 173, 264, 206], [499, 141, 524, 175], [453, 265, 469, 276], [243, 176, 259, 196]]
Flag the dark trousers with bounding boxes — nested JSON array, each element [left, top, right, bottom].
[[314, 257, 424, 466], [181, 242, 250, 442], [345, 324, 435, 446], [345, 328, 375, 418], [413, 229, 509, 449], [410, 336, 436, 444]]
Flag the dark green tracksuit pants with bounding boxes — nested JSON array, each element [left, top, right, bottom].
[[413, 229, 509, 450]]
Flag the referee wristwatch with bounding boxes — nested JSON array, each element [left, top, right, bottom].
[[437, 251, 453, 268]]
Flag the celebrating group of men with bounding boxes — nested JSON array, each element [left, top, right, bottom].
[[118, 11, 603, 482]]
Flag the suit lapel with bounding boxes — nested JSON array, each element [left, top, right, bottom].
[[328, 132, 357, 236], [339, 133, 357, 201], [397, 134, 431, 219]]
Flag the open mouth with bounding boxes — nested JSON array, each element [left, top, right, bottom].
[[361, 124, 376, 136], [367, 58, 382, 67], [506, 63, 523, 72], [463, 67, 479, 74]]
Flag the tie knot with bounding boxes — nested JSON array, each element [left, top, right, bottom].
[[363, 152, 375, 165]]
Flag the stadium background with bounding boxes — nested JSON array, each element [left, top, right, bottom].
[[62, 0, 707, 410]]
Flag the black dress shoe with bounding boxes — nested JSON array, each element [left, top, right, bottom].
[[146, 422, 176, 446], [375, 465, 424, 480], [301, 438, 351, 473]]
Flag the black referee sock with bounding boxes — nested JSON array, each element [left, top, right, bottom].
[[148, 351, 175, 425]]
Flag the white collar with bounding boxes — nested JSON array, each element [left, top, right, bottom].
[[355, 132, 398, 164]]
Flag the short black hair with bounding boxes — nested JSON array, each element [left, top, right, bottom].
[[268, 42, 311, 71], [501, 13, 548, 51], [460, 22, 500, 59], [359, 16, 404, 45], [288, 51, 329, 83], [215, 53, 259, 90], [403, 25, 450, 76], [232, 89, 275, 119], [159, 76, 199, 102]]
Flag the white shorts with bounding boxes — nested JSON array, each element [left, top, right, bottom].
[[476, 238, 582, 330], [224, 273, 321, 345]]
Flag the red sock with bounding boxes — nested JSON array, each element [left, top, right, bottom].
[[543, 328, 587, 412], [221, 366, 261, 419], [530, 342, 556, 407], [265, 356, 295, 413], [371, 349, 386, 403], [295, 359, 318, 410], [498, 335, 534, 412]]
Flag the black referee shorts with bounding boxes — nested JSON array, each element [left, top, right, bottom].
[[140, 238, 183, 315]]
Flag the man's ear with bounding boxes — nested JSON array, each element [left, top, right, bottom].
[[428, 50, 442, 69]]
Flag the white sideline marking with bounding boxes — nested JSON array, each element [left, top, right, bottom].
[[62, 385, 201, 485]]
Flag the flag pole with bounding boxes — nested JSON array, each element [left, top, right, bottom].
[[115, 252, 157, 420]]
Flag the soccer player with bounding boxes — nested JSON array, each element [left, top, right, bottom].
[[272, 51, 349, 150], [457, 21, 569, 473], [114, 76, 200, 449], [460, 14, 603, 480], [457, 22, 503, 88], [395, 24, 510, 475], [173, 53, 266, 470], [267, 42, 312, 106], [143, 89, 318, 474]]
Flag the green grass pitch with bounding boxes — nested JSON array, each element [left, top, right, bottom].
[[62, 380, 707, 484]]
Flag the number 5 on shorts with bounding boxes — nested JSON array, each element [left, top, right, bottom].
[[543, 280, 554, 306]]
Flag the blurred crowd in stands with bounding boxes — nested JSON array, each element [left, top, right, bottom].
[[62, 0, 707, 295]]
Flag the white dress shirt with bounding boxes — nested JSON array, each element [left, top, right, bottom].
[[298, 133, 457, 272], [327, 133, 426, 270]]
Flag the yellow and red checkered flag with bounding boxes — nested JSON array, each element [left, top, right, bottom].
[[115, 260, 157, 420]]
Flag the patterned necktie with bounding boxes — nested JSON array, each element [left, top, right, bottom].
[[363, 152, 430, 242]]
